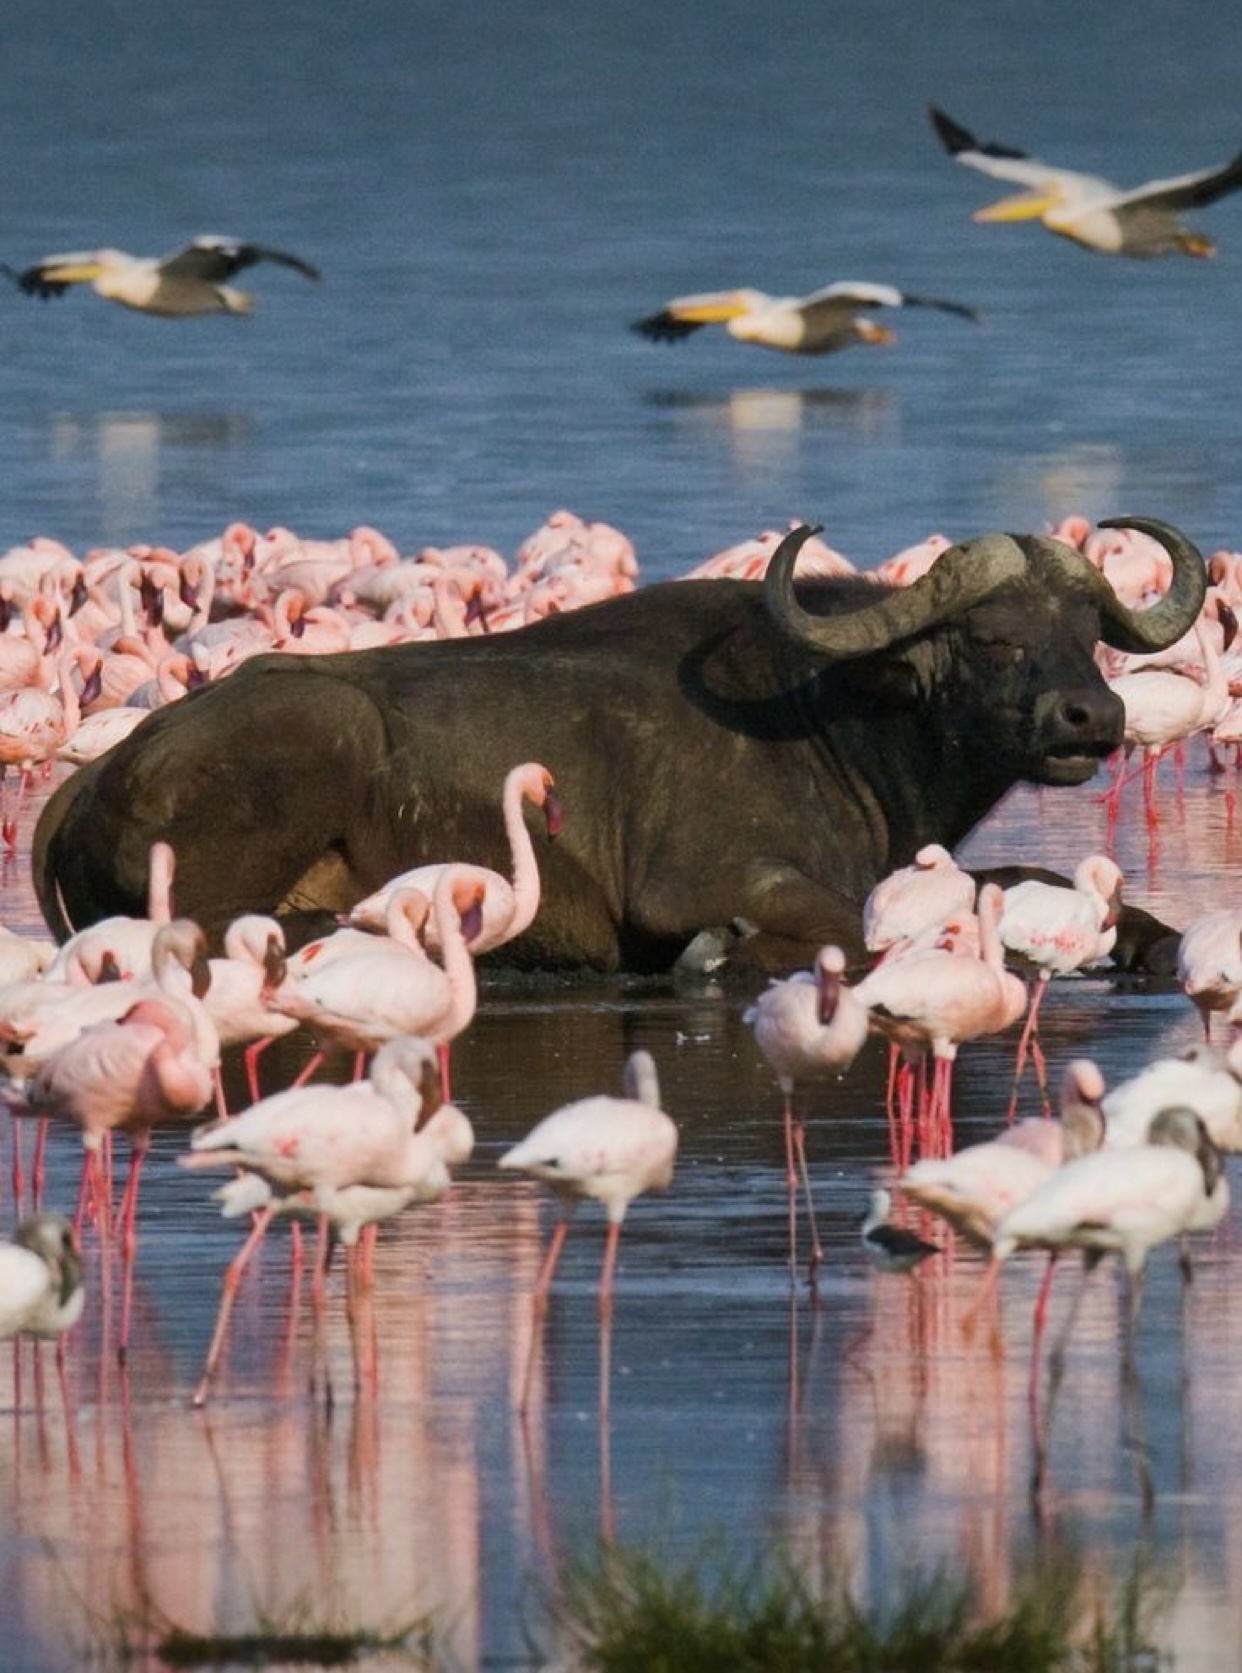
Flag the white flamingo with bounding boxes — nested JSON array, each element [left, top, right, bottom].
[[744, 944, 868, 1283], [499, 1049, 677, 1416]]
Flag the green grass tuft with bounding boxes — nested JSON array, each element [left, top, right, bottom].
[[82, 1582, 438, 1670], [549, 1543, 1163, 1673]]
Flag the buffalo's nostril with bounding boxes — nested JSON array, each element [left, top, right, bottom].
[[1050, 688, 1125, 746]]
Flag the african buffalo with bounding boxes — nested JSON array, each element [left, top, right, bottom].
[[33, 516, 1205, 974]]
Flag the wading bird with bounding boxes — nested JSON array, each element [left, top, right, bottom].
[[0, 1214, 84, 1341], [499, 1049, 677, 1416], [343, 761, 562, 956], [632, 280, 978, 356], [860, 1187, 939, 1273], [745, 944, 869, 1284], [998, 853, 1123, 1115], [5, 236, 320, 316], [930, 104, 1242, 257], [182, 1036, 469, 1404]]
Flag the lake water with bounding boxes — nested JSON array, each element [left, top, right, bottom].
[[4, 1, 1242, 1667], [5, 0, 1242, 574]]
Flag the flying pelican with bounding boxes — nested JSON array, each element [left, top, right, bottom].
[[631, 280, 979, 356], [4, 235, 320, 316], [929, 104, 1242, 257]]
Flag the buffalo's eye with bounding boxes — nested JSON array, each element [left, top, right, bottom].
[[975, 639, 1026, 668]]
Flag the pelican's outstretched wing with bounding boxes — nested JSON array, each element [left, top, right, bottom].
[[158, 236, 321, 283]]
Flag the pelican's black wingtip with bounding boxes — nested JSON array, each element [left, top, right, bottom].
[[928, 103, 976, 155], [631, 309, 699, 343]]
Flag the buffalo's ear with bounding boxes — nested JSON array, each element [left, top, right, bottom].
[[841, 652, 920, 705]]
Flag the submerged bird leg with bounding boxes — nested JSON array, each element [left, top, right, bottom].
[[884, 1044, 903, 1167], [518, 1216, 572, 1414], [192, 1205, 275, 1407], [780, 1085, 800, 1285], [1006, 976, 1049, 1121], [598, 1219, 623, 1420], [1026, 1252, 1061, 1498], [1120, 1267, 1155, 1516], [896, 1059, 917, 1171], [924, 1056, 954, 1159], [962, 1254, 1002, 1343], [1046, 1251, 1102, 1388], [790, 1106, 824, 1282], [31, 1117, 48, 1208], [116, 1135, 150, 1362], [10, 1114, 25, 1210]]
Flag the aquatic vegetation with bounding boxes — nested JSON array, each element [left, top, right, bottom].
[[83, 1584, 439, 1669], [547, 1542, 1167, 1673]]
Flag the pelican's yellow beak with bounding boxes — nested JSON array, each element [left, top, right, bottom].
[[974, 191, 1058, 223], [670, 294, 752, 323], [39, 261, 107, 283]]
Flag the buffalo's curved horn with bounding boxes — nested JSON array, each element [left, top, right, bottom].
[[1089, 516, 1207, 653], [762, 523, 1027, 660]]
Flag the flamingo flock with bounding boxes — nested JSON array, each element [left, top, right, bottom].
[[0, 752, 589, 1391], [0, 506, 1239, 1489]]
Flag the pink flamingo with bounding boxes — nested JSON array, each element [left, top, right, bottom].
[[0, 918, 219, 1085], [44, 840, 176, 986], [270, 587, 353, 655], [0, 672, 75, 848], [679, 523, 854, 582], [0, 926, 56, 985], [872, 533, 953, 586], [0, 539, 82, 613], [200, 914, 299, 1102], [1100, 1040, 1242, 1154], [998, 853, 1123, 1115], [509, 509, 639, 595], [1207, 547, 1242, 610], [744, 944, 869, 1283], [974, 1093, 1224, 1506], [25, 995, 215, 1357], [0, 593, 61, 692], [499, 1049, 677, 1416], [1103, 591, 1236, 830], [983, 1108, 1228, 1414], [180, 1035, 469, 1403], [1176, 907, 1242, 1039], [853, 883, 1027, 1162], [862, 843, 977, 961], [344, 761, 562, 956], [123, 651, 202, 710], [1082, 523, 1175, 608], [56, 704, 150, 766], [901, 1058, 1107, 1249], [270, 869, 484, 1087]]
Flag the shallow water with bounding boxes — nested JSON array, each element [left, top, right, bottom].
[[2, 750, 1242, 1670]]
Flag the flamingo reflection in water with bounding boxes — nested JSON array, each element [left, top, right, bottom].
[[981, 1106, 1228, 1510], [499, 1049, 677, 1419], [180, 1035, 472, 1405]]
